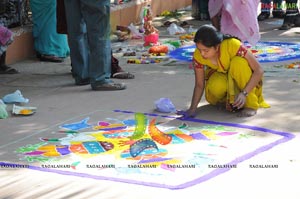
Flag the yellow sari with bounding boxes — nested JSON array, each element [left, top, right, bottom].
[[193, 38, 270, 111]]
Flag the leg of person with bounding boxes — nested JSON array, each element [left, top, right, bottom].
[[229, 57, 269, 117], [279, 0, 299, 30], [204, 69, 227, 106], [258, 0, 271, 21], [81, 0, 125, 90], [272, 0, 285, 18], [210, 14, 221, 31], [30, 0, 69, 62], [192, 0, 201, 19], [111, 51, 134, 79], [208, 0, 222, 30], [0, 52, 19, 74], [64, 0, 90, 85], [199, 0, 209, 20]]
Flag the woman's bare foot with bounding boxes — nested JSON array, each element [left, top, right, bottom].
[[237, 108, 257, 117]]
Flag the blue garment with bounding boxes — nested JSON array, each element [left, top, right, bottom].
[[30, 0, 70, 58], [261, 0, 283, 12], [64, 0, 111, 85]]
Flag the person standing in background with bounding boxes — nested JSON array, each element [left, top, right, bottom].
[[279, 0, 300, 30], [56, 0, 134, 80], [192, 0, 210, 20], [208, 0, 261, 45], [30, 0, 70, 62], [0, 25, 18, 74], [257, 0, 285, 21], [63, 0, 126, 90]]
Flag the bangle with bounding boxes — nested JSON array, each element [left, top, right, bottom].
[[241, 90, 248, 97]]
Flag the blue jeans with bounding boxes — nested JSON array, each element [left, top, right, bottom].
[[64, 0, 111, 85], [261, 0, 283, 12]]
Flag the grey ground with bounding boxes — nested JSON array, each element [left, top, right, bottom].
[[1, 8, 300, 199]]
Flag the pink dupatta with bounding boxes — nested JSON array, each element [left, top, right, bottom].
[[209, 0, 260, 45]]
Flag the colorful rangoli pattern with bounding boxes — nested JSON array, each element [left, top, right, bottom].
[[11, 110, 294, 189], [169, 41, 300, 63]]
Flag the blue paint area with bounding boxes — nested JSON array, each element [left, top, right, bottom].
[[169, 41, 300, 63], [102, 131, 132, 138], [170, 134, 185, 144], [130, 139, 158, 158], [82, 141, 105, 154], [60, 117, 92, 131], [122, 119, 136, 126]]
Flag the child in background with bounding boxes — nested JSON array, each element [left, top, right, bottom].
[[0, 25, 18, 74]]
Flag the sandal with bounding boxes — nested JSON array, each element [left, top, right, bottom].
[[91, 82, 126, 91], [279, 23, 293, 30], [179, 21, 189, 27], [162, 21, 172, 27], [39, 54, 64, 63], [0, 65, 19, 74], [111, 71, 135, 79]]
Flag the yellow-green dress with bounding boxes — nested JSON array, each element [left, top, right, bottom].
[[193, 38, 270, 111]]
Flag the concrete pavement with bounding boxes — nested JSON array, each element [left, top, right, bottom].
[[1, 8, 300, 199]]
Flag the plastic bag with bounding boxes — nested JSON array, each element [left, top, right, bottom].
[[167, 23, 186, 35], [128, 23, 143, 39], [188, 25, 197, 34], [155, 98, 176, 113], [0, 99, 8, 119], [2, 90, 29, 104]]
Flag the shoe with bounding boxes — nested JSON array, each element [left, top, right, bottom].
[[39, 54, 64, 63], [75, 78, 90, 86], [111, 71, 135, 79], [294, 14, 300, 27], [0, 65, 19, 74], [279, 23, 292, 30], [91, 82, 126, 91], [257, 12, 270, 21], [200, 13, 210, 21], [279, 15, 296, 30], [272, 10, 285, 18], [179, 21, 189, 27], [162, 21, 172, 27]]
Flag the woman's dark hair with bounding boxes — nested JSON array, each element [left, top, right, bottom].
[[193, 25, 240, 47]]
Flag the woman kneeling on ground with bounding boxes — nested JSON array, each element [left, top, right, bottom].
[[177, 25, 270, 118]]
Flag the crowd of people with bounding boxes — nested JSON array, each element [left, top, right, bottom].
[[1, 0, 299, 116]]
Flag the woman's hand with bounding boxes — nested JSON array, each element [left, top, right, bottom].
[[232, 92, 247, 109], [176, 109, 196, 119]]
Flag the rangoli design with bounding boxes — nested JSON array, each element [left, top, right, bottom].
[[2, 110, 294, 189], [169, 41, 300, 63]]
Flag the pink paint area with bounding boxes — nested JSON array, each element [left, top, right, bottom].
[[25, 151, 45, 156], [98, 121, 110, 126], [217, 132, 238, 136]]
